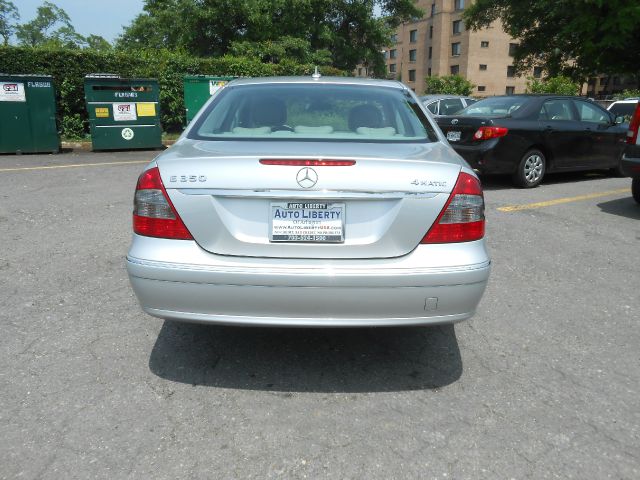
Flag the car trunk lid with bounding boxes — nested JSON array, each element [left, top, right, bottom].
[[157, 140, 463, 259]]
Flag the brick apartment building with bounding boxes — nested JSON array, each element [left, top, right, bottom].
[[357, 0, 536, 96]]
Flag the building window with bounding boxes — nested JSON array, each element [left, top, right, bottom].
[[507, 65, 516, 77], [431, 3, 436, 16], [389, 64, 396, 73], [451, 42, 461, 56], [478, 86, 486, 92], [455, 0, 465, 10], [358, 68, 362, 76], [409, 49, 417, 62], [429, 26, 433, 39], [390, 49, 397, 59], [479, 64, 487, 71], [506, 86, 515, 95], [481, 41, 489, 48], [428, 47, 432, 59], [410, 29, 417, 43], [391, 34, 398, 44], [452, 20, 462, 34], [508, 43, 518, 56], [408, 69, 416, 82], [450, 65, 460, 75], [428, 68, 432, 77], [533, 66, 543, 78]]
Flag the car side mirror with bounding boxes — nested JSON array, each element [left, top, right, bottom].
[[615, 115, 625, 125]]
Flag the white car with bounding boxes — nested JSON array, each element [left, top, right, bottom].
[[607, 98, 639, 122]]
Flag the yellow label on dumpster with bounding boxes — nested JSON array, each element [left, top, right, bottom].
[[136, 102, 156, 117], [95, 107, 109, 118]]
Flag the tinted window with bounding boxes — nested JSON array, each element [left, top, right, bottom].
[[439, 98, 464, 115], [539, 99, 575, 121], [462, 97, 528, 116], [574, 101, 609, 123], [189, 83, 438, 143], [426, 101, 438, 114], [609, 102, 637, 119]]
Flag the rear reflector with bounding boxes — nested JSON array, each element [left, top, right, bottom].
[[473, 126, 509, 141], [627, 102, 640, 145], [260, 159, 356, 166], [133, 167, 193, 240], [421, 172, 485, 243]]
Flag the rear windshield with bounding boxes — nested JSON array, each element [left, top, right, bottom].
[[461, 97, 528, 116], [188, 83, 438, 143], [609, 102, 638, 120]]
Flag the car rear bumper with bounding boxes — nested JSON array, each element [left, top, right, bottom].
[[451, 140, 512, 174], [126, 235, 491, 327], [620, 146, 640, 177]]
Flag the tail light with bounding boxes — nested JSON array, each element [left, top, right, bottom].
[[627, 102, 640, 145], [133, 167, 193, 240], [473, 126, 508, 141], [421, 172, 485, 243]]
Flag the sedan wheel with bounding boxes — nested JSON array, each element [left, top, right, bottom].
[[632, 177, 640, 204], [514, 149, 546, 188]]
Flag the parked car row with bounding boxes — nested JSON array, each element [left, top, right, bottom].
[[434, 95, 628, 187]]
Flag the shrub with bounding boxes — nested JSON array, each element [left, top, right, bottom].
[[423, 75, 475, 96], [0, 46, 345, 135], [525, 76, 580, 95]]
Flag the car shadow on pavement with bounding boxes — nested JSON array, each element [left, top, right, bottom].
[[148, 322, 462, 393], [597, 196, 640, 220], [481, 171, 610, 191]]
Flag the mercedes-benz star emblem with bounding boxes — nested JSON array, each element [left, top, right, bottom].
[[296, 167, 318, 188], [451, 119, 459, 125]]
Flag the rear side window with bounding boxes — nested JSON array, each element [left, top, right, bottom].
[[539, 99, 575, 121], [574, 101, 609, 124], [439, 98, 465, 115], [189, 83, 438, 143], [463, 97, 528, 116], [426, 101, 438, 114]]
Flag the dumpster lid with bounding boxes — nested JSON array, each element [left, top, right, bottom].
[[85, 73, 158, 82], [0, 73, 53, 78]]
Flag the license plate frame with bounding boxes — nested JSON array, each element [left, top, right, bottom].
[[269, 201, 345, 243], [447, 130, 462, 142]]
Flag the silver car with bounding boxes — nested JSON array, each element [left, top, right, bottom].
[[126, 76, 490, 327]]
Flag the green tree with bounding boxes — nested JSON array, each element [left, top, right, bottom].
[[229, 36, 332, 65], [424, 75, 475, 95], [117, 0, 421, 74], [464, 0, 640, 82], [15, 1, 85, 48], [0, 0, 19, 45], [525, 76, 580, 95], [85, 34, 111, 51]]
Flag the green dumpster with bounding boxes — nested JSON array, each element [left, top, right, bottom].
[[0, 74, 59, 154], [183, 75, 235, 124], [84, 74, 162, 150]]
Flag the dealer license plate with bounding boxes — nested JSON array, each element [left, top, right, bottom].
[[270, 202, 345, 243], [447, 130, 461, 142]]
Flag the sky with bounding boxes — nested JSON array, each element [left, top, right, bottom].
[[14, 0, 146, 43]]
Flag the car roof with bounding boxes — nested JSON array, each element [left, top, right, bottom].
[[610, 99, 639, 103], [420, 94, 471, 101], [226, 76, 407, 90]]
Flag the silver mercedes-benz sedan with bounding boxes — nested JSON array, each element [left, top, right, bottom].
[[126, 76, 491, 327]]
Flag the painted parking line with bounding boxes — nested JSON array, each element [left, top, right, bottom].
[[497, 188, 630, 212], [0, 160, 149, 173]]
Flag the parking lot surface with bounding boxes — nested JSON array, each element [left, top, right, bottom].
[[1, 150, 639, 479]]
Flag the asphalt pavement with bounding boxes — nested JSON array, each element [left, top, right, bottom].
[[1, 150, 639, 479]]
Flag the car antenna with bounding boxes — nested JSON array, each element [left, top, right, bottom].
[[312, 66, 321, 80]]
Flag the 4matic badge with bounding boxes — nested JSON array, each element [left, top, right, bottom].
[[411, 179, 447, 187]]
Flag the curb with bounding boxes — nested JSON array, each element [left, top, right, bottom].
[[61, 139, 177, 151]]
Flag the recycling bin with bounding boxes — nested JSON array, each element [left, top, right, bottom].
[[183, 75, 235, 124], [0, 74, 59, 154], [84, 74, 162, 150]]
